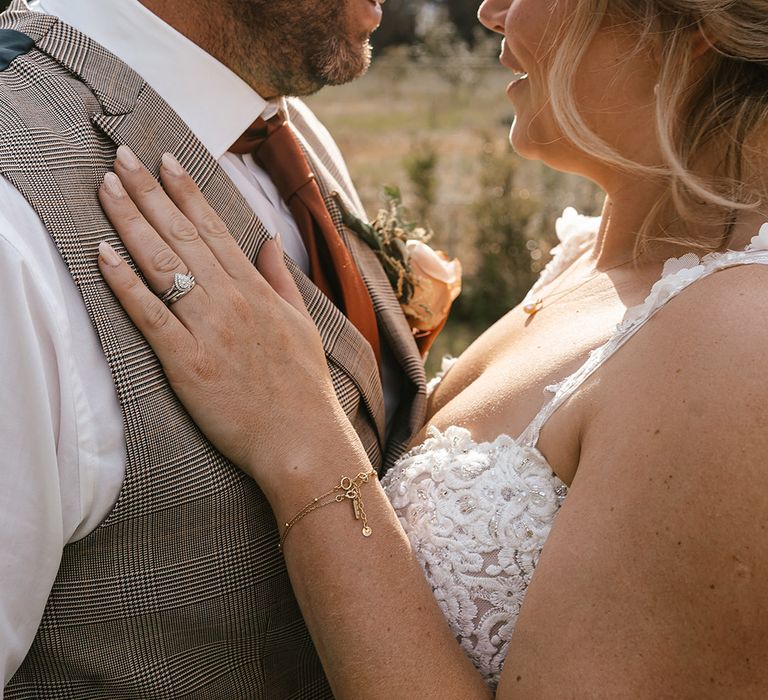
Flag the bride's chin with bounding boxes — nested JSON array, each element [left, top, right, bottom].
[[508, 119, 537, 161], [508, 119, 576, 172]]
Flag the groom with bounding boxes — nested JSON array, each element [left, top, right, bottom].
[[0, 0, 425, 697]]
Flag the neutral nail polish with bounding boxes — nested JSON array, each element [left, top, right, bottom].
[[103, 171, 124, 198], [98, 240, 122, 267], [116, 145, 140, 171], [274, 232, 283, 254], [161, 152, 185, 177]]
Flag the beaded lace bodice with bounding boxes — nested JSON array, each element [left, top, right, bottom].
[[381, 210, 768, 688]]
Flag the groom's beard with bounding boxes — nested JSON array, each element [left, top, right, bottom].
[[312, 30, 373, 89], [226, 0, 373, 97]]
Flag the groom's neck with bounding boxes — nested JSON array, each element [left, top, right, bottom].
[[136, 0, 278, 100]]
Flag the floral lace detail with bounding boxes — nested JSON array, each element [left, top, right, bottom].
[[525, 207, 600, 300], [617, 245, 768, 333], [381, 426, 567, 688], [747, 222, 768, 251]]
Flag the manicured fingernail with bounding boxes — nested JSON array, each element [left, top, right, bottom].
[[161, 152, 185, 177], [102, 171, 124, 198], [98, 240, 122, 267], [116, 145, 140, 171], [274, 232, 283, 254]]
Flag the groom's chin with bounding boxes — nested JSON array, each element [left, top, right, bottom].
[[313, 38, 373, 88]]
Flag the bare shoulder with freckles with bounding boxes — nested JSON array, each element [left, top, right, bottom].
[[496, 264, 768, 698]]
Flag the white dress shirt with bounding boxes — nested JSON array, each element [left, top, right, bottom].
[[0, 0, 395, 687]]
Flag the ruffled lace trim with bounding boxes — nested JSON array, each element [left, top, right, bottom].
[[525, 207, 600, 299], [747, 223, 768, 252], [618, 244, 768, 333]]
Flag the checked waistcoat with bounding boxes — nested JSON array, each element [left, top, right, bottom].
[[0, 2, 426, 698]]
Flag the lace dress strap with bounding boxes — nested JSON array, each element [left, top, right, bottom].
[[519, 240, 768, 448]]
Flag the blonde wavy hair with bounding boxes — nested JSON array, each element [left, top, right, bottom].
[[548, 0, 768, 251]]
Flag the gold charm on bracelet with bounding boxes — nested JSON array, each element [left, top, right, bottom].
[[279, 469, 377, 549]]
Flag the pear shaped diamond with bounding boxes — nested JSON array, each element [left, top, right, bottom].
[[174, 273, 194, 291]]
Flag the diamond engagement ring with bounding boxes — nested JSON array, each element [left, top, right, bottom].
[[160, 272, 196, 306]]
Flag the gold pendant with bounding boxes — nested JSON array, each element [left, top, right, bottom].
[[523, 299, 543, 316]]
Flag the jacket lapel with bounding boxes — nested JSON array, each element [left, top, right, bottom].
[[326, 187, 428, 466], [287, 104, 427, 461]]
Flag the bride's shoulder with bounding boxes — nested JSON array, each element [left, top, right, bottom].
[[595, 256, 768, 448], [532, 253, 768, 699], [570, 256, 768, 553], [655, 255, 768, 347]]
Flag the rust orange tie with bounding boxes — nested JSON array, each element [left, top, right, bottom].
[[231, 115, 382, 366]]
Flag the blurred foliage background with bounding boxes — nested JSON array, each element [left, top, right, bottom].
[[0, 0, 603, 374]]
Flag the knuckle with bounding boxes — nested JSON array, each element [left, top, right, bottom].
[[200, 212, 229, 239], [121, 209, 145, 229], [150, 245, 182, 274], [123, 272, 144, 294], [140, 297, 172, 331], [189, 346, 219, 383], [229, 293, 252, 323], [136, 178, 160, 197], [168, 212, 198, 242]]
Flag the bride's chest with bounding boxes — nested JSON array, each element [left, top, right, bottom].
[[419, 303, 626, 479]]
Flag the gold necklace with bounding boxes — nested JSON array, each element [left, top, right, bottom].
[[523, 256, 637, 317]]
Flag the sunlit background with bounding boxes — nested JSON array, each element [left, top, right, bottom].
[[307, 0, 602, 372]]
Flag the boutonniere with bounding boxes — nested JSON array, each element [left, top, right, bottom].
[[335, 187, 462, 353]]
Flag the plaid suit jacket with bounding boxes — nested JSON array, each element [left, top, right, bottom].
[[0, 1, 426, 697]]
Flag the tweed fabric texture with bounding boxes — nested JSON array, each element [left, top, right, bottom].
[[0, 1, 425, 697]]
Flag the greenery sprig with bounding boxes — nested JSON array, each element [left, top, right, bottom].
[[335, 187, 433, 306]]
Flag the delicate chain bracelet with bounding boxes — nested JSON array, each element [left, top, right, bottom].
[[279, 468, 378, 550]]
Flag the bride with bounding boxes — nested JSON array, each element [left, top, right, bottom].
[[95, 0, 768, 696]]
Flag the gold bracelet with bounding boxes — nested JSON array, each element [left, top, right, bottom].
[[279, 469, 377, 550]]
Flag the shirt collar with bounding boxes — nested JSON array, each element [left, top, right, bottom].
[[32, 0, 272, 159]]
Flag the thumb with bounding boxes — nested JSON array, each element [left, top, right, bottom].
[[257, 235, 311, 320]]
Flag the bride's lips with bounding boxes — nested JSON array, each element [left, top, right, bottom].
[[499, 39, 529, 90]]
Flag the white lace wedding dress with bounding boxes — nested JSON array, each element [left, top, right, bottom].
[[381, 209, 768, 688]]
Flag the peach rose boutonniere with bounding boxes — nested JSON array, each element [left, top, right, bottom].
[[335, 188, 461, 354], [403, 240, 462, 334]]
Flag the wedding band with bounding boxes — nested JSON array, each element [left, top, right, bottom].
[[160, 272, 196, 306]]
